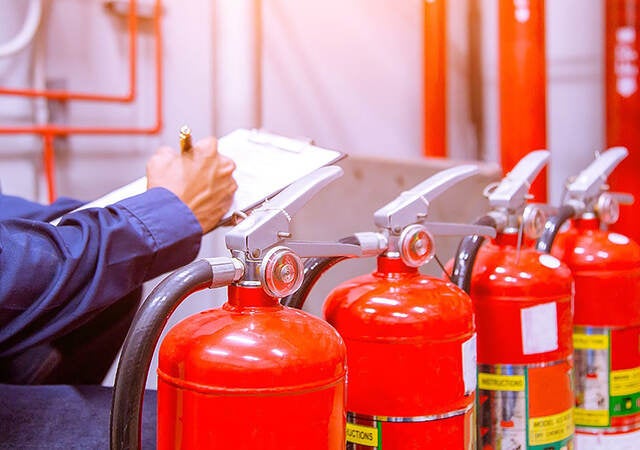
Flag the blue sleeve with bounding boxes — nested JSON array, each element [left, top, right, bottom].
[[0, 194, 84, 222], [0, 188, 202, 357]]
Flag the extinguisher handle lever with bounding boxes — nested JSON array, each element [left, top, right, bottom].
[[225, 166, 343, 255], [283, 240, 363, 258], [283, 232, 388, 259], [425, 222, 497, 239], [374, 165, 480, 230], [487, 150, 549, 211], [565, 147, 628, 203]]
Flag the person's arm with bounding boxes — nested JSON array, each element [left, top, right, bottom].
[[0, 137, 237, 357], [0, 194, 83, 222], [0, 188, 201, 357]]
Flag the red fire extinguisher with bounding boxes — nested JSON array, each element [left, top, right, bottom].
[[110, 166, 371, 450], [284, 165, 496, 449], [450, 150, 575, 450], [536, 147, 640, 448]]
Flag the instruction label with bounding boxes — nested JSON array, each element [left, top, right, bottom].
[[478, 373, 526, 391], [346, 422, 379, 447], [573, 333, 609, 350], [529, 409, 574, 446], [611, 368, 640, 397]]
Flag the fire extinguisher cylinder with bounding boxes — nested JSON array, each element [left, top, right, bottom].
[[537, 147, 640, 447], [451, 150, 577, 450], [111, 166, 369, 450], [287, 164, 496, 449]]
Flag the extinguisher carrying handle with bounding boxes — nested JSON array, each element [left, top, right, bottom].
[[450, 215, 499, 294], [225, 166, 343, 256], [374, 164, 479, 231], [565, 147, 628, 202], [562, 147, 630, 215], [486, 150, 549, 211], [110, 257, 243, 450], [281, 232, 388, 310]]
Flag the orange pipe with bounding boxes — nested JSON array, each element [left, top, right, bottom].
[[423, 0, 447, 157], [42, 133, 56, 203], [499, 0, 548, 202], [0, 0, 137, 103], [606, 0, 640, 243]]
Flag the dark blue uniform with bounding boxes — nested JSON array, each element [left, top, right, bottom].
[[0, 188, 203, 448]]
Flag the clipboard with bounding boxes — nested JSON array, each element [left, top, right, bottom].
[[51, 129, 345, 226]]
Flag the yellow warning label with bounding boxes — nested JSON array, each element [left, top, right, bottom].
[[346, 422, 379, 447], [478, 373, 525, 391], [529, 409, 574, 446], [611, 367, 640, 396], [574, 407, 609, 427], [573, 333, 609, 350]]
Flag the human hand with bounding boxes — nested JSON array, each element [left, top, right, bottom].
[[146, 137, 237, 233]]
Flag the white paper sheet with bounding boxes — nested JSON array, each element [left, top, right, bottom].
[[51, 129, 344, 226]]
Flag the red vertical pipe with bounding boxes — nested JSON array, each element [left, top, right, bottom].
[[606, 0, 640, 242], [42, 133, 56, 203], [424, 0, 447, 157], [499, 0, 548, 202]]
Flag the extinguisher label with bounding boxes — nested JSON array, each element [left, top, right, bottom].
[[574, 326, 640, 430], [478, 373, 525, 391], [611, 368, 640, 396], [520, 301, 559, 355], [478, 362, 574, 450], [462, 334, 478, 394], [528, 409, 574, 446], [346, 422, 380, 447]]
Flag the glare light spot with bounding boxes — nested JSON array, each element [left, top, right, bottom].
[[519, 272, 532, 279], [271, 349, 285, 357], [574, 247, 585, 254], [206, 348, 229, 357], [597, 251, 609, 259], [505, 276, 518, 283], [225, 334, 257, 346], [489, 274, 497, 281], [371, 298, 400, 306], [539, 254, 561, 269], [609, 233, 630, 245], [242, 355, 260, 362], [363, 308, 377, 314], [392, 312, 409, 319], [413, 306, 427, 314], [495, 267, 507, 274]]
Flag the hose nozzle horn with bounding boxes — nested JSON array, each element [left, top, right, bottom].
[[564, 147, 632, 219]]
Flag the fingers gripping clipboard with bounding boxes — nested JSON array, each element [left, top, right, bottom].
[[51, 129, 345, 227]]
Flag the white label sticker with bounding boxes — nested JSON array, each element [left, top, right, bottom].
[[576, 427, 640, 450], [521, 302, 558, 355], [609, 233, 630, 245], [462, 334, 477, 393]]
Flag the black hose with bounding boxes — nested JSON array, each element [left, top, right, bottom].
[[535, 205, 576, 254], [110, 259, 214, 450], [281, 236, 360, 310], [450, 215, 497, 295]]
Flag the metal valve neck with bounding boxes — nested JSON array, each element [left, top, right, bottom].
[[376, 255, 419, 276], [226, 284, 281, 309]]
